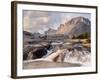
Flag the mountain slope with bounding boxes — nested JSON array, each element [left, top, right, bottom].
[[57, 17, 91, 38]]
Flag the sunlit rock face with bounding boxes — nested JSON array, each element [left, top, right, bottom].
[[57, 17, 90, 37], [45, 48, 91, 66]]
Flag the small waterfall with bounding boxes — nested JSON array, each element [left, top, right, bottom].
[[43, 49, 53, 58]]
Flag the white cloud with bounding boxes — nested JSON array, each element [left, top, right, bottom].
[[23, 11, 51, 33]]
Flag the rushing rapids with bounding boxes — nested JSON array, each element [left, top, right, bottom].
[[23, 41, 91, 66]]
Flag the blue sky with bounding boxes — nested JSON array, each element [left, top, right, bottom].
[[23, 10, 91, 34]]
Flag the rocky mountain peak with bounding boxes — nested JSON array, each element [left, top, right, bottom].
[[67, 17, 90, 26], [57, 16, 91, 37]]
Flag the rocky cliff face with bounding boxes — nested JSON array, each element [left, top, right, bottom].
[[57, 17, 91, 37]]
